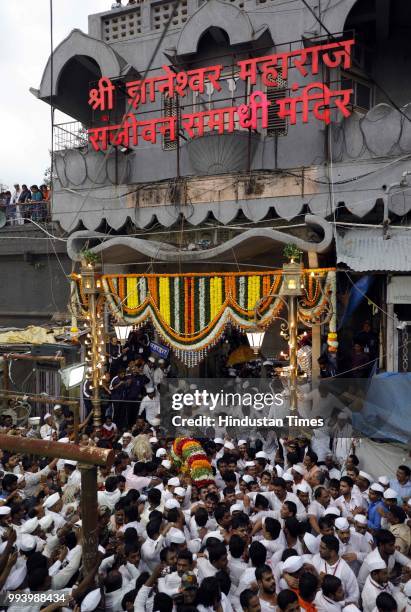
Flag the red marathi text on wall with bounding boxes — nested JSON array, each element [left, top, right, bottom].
[[87, 39, 354, 151]]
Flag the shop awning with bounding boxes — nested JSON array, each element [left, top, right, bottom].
[[336, 227, 411, 272]]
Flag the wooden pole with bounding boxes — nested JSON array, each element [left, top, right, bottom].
[[3, 354, 66, 366], [0, 390, 77, 407], [2, 357, 9, 409], [0, 435, 113, 467], [79, 465, 99, 574]]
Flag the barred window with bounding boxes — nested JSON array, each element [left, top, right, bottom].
[[162, 94, 179, 150], [266, 75, 288, 137]]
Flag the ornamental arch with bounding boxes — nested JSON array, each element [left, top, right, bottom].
[[36, 29, 126, 124]]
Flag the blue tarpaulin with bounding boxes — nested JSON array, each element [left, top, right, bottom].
[[353, 372, 411, 443]]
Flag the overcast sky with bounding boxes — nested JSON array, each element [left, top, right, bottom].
[[0, 0, 105, 189]]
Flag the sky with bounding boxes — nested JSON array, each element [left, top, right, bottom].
[[0, 0, 105, 189]]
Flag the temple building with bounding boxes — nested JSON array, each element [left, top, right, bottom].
[[2, 0, 411, 375]]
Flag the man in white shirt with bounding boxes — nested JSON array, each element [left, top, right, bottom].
[[227, 534, 249, 587], [256, 564, 277, 611], [333, 476, 365, 520], [153, 359, 168, 387], [63, 460, 81, 489], [361, 559, 396, 612], [267, 478, 306, 521], [40, 414, 55, 439], [43, 493, 67, 530], [21, 457, 58, 498], [311, 535, 360, 605], [158, 550, 194, 597], [314, 574, 345, 611], [139, 386, 160, 425], [141, 520, 172, 571], [97, 476, 121, 511], [358, 529, 411, 589], [143, 357, 156, 385], [197, 541, 228, 583], [334, 517, 370, 574], [308, 486, 331, 534]]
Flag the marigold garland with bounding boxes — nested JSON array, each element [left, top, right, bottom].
[[78, 269, 337, 365], [171, 437, 214, 488]]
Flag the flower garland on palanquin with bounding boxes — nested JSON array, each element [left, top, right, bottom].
[[171, 437, 214, 488]]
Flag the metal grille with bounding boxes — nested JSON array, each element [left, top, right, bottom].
[[151, 0, 188, 30], [400, 324, 410, 372], [162, 94, 179, 150], [33, 367, 61, 416], [266, 76, 288, 137], [54, 121, 88, 152], [103, 9, 142, 42]]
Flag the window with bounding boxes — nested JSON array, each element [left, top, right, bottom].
[[266, 75, 288, 137], [191, 70, 250, 134], [162, 94, 179, 150], [341, 71, 374, 112]]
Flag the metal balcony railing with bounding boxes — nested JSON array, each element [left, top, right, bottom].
[[0, 200, 52, 224], [53, 121, 89, 152]]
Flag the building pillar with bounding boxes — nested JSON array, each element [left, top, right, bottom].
[[308, 252, 321, 381]]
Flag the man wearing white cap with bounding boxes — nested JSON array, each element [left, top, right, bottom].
[[139, 385, 160, 426], [352, 514, 374, 550], [334, 517, 369, 575], [63, 460, 81, 489], [120, 432, 134, 455], [361, 559, 395, 612], [40, 413, 55, 440], [43, 493, 66, 530], [143, 356, 156, 384], [153, 358, 168, 387], [367, 483, 385, 531], [357, 471, 372, 505], [163, 476, 180, 502], [0, 506, 11, 538]]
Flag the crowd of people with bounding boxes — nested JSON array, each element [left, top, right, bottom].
[[0, 328, 409, 612], [0, 184, 50, 224]]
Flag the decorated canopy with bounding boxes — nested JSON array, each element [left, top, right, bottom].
[[74, 268, 336, 366]]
